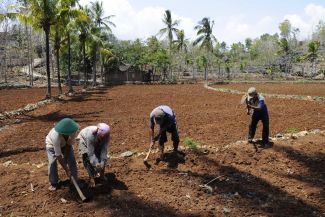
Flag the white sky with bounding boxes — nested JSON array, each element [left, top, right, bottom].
[[56, 0, 325, 44]]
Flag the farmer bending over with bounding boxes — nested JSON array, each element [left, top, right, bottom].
[[244, 87, 270, 146], [149, 105, 180, 161], [46, 118, 79, 191], [77, 123, 110, 187]]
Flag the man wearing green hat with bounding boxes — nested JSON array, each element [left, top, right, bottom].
[[45, 118, 80, 191], [149, 105, 180, 161]]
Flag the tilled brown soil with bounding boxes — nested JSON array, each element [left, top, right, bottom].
[[212, 83, 325, 96], [0, 84, 324, 217], [0, 86, 81, 113]]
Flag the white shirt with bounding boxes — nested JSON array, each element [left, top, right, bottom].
[[45, 128, 76, 156], [77, 126, 109, 165]]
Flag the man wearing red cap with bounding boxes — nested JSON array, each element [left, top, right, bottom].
[[77, 123, 110, 187]]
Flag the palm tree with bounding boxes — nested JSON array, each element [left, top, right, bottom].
[[158, 10, 179, 77], [193, 17, 217, 80], [193, 17, 217, 52], [50, 0, 82, 94], [59, 0, 86, 93], [158, 10, 179, 49], [173, 30, 188, 75], [173, 30, 188, 53], [24, 0, 59, 98], [89, 0, 115, 86], [90, 0, 115, 31], [75, 5, 92, 88]]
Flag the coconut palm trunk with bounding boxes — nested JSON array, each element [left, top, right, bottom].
[[92, 48, 97, 86], [55, 45, 62, 94], [45, 27, 52, 98], [67, 33, 73, 93], [83, 41, 87, 88]]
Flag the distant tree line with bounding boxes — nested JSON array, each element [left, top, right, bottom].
[[1, 2, 325, 98]]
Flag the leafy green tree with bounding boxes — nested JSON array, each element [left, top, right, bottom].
[[279, 19, 292, 40], [245, 38, 252, 52], [305, 40, 320, 75]]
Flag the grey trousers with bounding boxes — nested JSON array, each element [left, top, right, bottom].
[[46, 145, 78, 186]]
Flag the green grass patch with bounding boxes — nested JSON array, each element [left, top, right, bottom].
[[286, 127, 300, 134], [183, 137, 200, 150]]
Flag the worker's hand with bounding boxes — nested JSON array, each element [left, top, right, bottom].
[[153, 134, 160, 142], [65, 169, 71, 178], [100, 161, 105, 169], [247, 111, 250, 115]]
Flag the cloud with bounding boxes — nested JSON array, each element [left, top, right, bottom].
[[78, 0, 325, 44], [216, 16, 277, 45], [283, 3, 325, 39], [79, 0, 196, 42]]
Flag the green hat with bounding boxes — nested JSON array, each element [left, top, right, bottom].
[[54, 118, 79, 136]]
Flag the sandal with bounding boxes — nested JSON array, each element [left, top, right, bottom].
[[48, 185, 57, 191]]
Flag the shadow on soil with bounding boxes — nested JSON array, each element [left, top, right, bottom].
[[61, 172, 194, 217], [18, 110, 103, 125], [160, 151, 186, 169], [105, 192, 198, 217], [273, 144, 325, 200], [0, 146, 44, 158], [165, 149, 322, 216]]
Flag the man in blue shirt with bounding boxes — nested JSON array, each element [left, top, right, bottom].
[[245, 87, 270, 146]]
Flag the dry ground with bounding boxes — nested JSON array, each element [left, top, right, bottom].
[[212, 82, 325, 97], [0, 84, 324, 217]]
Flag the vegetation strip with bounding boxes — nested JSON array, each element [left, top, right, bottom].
[[2, 129, 323, 168], [0, 98, 53, 120], [205, 83, 325, 102]]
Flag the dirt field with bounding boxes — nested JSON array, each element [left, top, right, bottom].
[[0, 84, 324, 217], [0, 86, 81, 113], [212, 82, 325, 96]]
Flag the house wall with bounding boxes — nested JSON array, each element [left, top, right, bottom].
[[105, 69, 145, 84]]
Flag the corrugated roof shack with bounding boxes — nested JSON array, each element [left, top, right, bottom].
[[105, 64, 146, 84]]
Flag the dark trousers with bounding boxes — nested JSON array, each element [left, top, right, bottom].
[[158, 123, 180, 151], [248, 112, 269, 144], [82, 154, 98, 178], [82, 146, 102, 178]]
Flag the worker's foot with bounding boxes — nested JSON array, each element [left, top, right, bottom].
[[155, 154, 165, 164], [89, 178, 96, 187], [48, 185, 57, 191], [247, 139, 253, 144]]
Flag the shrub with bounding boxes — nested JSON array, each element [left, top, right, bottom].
[[286, 127, 299, 134], [183, 137, 200, 150]]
